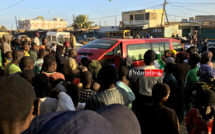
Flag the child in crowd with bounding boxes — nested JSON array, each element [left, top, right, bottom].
[[46, 46, 51, 53], [19, 56, 35, 71], [51, 43, 56, 52], [23, 41, 30, 56], [20, 70, 35, 85], [79, 71, 95, 103], [117, 65, 135, 109], [138, 83, 179, 134], [5, 51, 12, 64], [33, 49, 48, 75], [56, 46, 66, 73], [92, 82, 100, 92], [29, 42, 38, 61], [4, 51, 13, 68], [41, 54, 65, 83], [186, 89, 215, 134], [32, 73, 58, 115]]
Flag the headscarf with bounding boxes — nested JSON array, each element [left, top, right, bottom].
[[170, 50, 177, 55], [198, 64, 215, 81], [155, 51, 165, 69]]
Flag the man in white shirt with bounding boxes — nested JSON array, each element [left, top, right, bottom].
[[34, 33, 40, 46], [137, 50, 162, 104]]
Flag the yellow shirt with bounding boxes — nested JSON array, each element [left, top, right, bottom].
[[24, 50, 30, 56]]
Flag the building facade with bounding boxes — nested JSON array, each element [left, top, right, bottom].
[[195, 15, 215, 24], [18, 18, 67, 30], [122, 9, 164, 28]]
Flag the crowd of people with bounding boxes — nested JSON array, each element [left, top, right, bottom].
[[0, 32, 215, 134]]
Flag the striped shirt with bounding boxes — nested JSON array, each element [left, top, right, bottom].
[[85, 87, 129, 111]]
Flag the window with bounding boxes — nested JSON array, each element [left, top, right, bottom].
[[152, 42, 165, 55], [135, 14, 144, 20], [105, 44, 121, 56], [82, 39, 118, 49], [47, 35, 51, 42], [145, 13, 150, 20], [164, 42, 170, 51], [160, 43, 165, 55], [52, 36, 56, 41], [172, 41, 183, 52], [130, 15, 133, 20], [152, 43, 160, 52], [127, 43, 151, 61]]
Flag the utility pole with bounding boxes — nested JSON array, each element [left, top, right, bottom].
[[161, 0, 168, 26], [165, 10, 169, 24], [105, 21, 106, 26]]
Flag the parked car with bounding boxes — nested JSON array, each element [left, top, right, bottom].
[[76, 38, 183, 69]]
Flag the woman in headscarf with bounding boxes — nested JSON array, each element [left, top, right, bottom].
[[154, 51, 165, 69], [200, 51, 213, 69], [170, 50, 177, 63], [198, 64, 215, 83], [186, 64, 215, 113]]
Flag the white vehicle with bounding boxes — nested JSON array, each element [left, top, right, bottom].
[[46, 32, 70, 46]]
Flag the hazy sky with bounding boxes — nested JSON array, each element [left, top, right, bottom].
[[0, 0, 215, 29]]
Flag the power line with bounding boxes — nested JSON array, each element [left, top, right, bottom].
[[167, 5, 193, 17], [0, 0, 25, 11], [168, 3, 215, 15], [167, 14, 189, 18], [92, 15, 121, 19], [92, 4, 163, 20], [169, 2, 215, 5]]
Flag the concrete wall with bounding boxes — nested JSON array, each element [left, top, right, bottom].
[[164, 24, 179, 37], [122, 9, 164, 27], [195, 15, 215, 24], [18, 18, 67, 30]]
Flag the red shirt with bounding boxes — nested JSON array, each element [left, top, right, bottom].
[[186, 108, 213, 134], [64, 41, 70, 48]]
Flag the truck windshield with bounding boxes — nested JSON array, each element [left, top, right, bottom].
[[82, 39, 118, 49]]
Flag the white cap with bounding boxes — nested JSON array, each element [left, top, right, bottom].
[[166, 57, 175, 64], [154, 51, 160, 55]]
